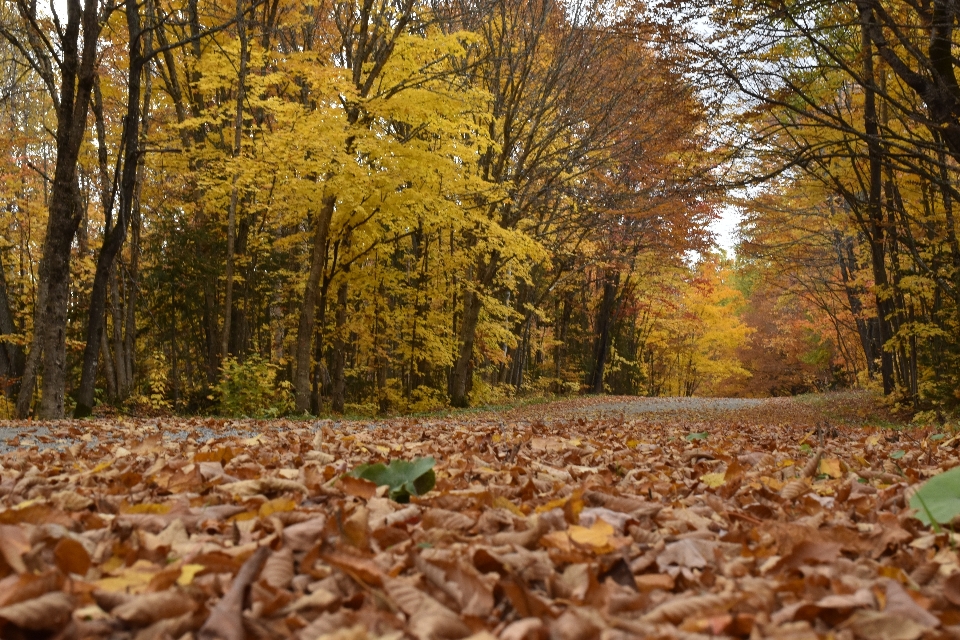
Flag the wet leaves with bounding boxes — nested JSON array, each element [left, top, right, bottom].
[[0, 397, 957, 639]]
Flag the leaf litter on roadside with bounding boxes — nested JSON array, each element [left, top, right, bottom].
[[0, 397, 957, 639]]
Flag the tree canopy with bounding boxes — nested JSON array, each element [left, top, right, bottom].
[[1, 0, 958, 417]]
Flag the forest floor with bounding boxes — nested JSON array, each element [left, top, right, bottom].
[[0, 391, 957, 640]]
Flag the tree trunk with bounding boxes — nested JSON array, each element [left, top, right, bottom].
[[0, 255, 24, 396], [293, 193, 335, 413], [74, 0, 146, 417], [859, 14, 896, 394], [449, 288, 482, 408], [111, 267, 130, 395], [589, 271, 620, 394], [552, 296, 571, 393], [832, 230, 875, 376], [100, 328, 117, 401], [15, 0, 101, 418], [222, 0, 249, 362], [449, 253, 499, 407], [331, 280, 348, 414]]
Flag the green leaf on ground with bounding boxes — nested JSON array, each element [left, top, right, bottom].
[[890, 449, 906, 459], [685, 432, 709, 441], [910, 465, 960, 527], [348, 457, 436, 503]]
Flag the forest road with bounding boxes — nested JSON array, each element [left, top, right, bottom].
[[0, 391, 892, 453]]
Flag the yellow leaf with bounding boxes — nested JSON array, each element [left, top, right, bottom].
[[878, 565, 909, 584], [259, 498, 297, 518], [540, 530, 575, 553], [700, 472, 726, 488], [535, 496, 570, 513], [626, 439, 640, 449], [121, 503, 172, 515], [101, 556, 124, 574], [568, 519, 616, 552], [94, 561, 159, 594], [177, 564, 206, 586], [493, 496, 524, 517], [819, 458, 843, 478], [761, 476, 785, 492], [91, 461, 112, 473], [492, 434, 502, 444]]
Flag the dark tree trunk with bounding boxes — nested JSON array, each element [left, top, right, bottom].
[[294, 194, 335, 413], [449, 253, 498, 407], [552, 296, 572, 393], [222, 0, 250, 362], [833, 231, 875, 376], [0, 255, 24, 397], [74, 0, 146, 417], [589, 271, 620, 394], [15, 0, 101, 418], [858, 14, 896, 394], [331, 280, 348, 414], [449, 289, 482, 408]]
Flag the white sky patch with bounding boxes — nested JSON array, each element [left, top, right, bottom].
[[711, 205, 742, 255]]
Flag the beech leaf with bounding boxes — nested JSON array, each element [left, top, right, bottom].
[[348, 457, 436, 503], [909, 465, 960, 527]]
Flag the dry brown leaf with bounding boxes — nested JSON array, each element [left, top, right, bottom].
[[49, 490, 94, 512], [383, 577, 472, 640], [261, 547, 295, 589], [844, 610, 927, 640], [881, 579, 939, 628], [53, 537, 91, 576], [801, 449, 822, 479], [281, 588, 339, 614], [500, 617, 548, 640], [112, 588, 198, 626], [641, 593, 739, 623], [221, 478, 308, 497], [422, 508, 476, 532], [781, 479, 810, 501], [0, 591, 74, 630], [198, 546, 269, 640], [0, 524, 30, 574], [282, 516, 327, 552]]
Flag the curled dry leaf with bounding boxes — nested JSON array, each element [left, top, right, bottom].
[[781, 479, 810, 501], [641, 593, 739, 623], [422, 508, 476, 532], [112, 588, 197, 626], [383, 577, 471, 640], [0, 591, 74, 630], [198, 546, 270, 640], [802, 449, 822, 479], [49, 489, 93, 512], [261, 547, 295, 589], [221, 478, 308, 497], [282, 516, 326, 552]]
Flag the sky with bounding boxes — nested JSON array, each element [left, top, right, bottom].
[[711, 207, 742, 254]]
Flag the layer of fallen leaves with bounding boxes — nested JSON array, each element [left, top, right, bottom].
[[0, 398, 958, 640]]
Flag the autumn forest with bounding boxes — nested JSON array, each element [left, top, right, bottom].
[[1, 0, 959, 419]]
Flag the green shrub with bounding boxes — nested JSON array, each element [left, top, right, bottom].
[[215, 356, 292, 417]]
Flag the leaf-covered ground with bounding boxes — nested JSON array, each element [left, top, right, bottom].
[[0, 394, 958, 640]]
